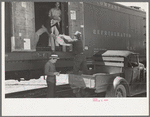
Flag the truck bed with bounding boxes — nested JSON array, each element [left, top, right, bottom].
[[69, 72, 121, 93]]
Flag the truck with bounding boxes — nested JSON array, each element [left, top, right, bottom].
[[69, 50, 146, 97], [5, 2, 146, 81]]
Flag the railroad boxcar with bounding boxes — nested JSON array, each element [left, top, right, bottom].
[[5, 2, 146, 80]]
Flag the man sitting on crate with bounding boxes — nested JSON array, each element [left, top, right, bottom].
[[44, 54, 60, 97]]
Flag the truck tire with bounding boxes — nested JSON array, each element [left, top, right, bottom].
[[115, 84, 126, 97], [106, 84, 127, 97]]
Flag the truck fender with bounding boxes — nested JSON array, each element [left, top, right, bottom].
[[106, 76, 130, 97]]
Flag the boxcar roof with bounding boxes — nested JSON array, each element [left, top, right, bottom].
[[95, 50, 137, 57]]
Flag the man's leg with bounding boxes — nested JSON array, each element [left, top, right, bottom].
[[46, 81, 55, 98], [73, 58, 82, 74], [49, 34, 56, 52], [81, 55, 88, 74], [54, 25, 59, 50], [54, 26, 59, 36], [50, 20, 56, 52], [34, 33, 39, 47], [55, 22, 61, 34]]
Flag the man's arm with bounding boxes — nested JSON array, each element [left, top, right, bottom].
[[59, 43, 72, 46], [67, 39, 78, 43]]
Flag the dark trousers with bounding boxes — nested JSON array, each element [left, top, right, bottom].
[[73, 54, 88, 74], [46, 80, 56, 98]]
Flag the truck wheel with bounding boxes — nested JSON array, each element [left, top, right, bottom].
[[106, 84, 127, 97], [115, 84, 126, 97]]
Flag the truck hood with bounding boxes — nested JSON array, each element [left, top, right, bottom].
[[93, 50, 137, 57]]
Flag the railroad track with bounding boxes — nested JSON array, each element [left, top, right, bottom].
[[5, 84, 104, 98]]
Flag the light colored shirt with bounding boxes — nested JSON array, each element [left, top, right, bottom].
[[49, 8, 61, 21]]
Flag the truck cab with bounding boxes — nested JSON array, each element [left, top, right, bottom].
[[124, 52, 146, 96]]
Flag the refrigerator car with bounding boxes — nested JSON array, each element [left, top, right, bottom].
[[5, 2, 146, 81]]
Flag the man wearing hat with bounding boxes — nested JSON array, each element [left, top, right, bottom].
[[44, 54, 60, 97], [67, 31, 88, 97], [68, 31, 88, 74]]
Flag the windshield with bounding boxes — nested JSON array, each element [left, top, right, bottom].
[[128, 54, 139, 67]]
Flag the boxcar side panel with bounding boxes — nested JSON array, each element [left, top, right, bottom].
[[11, 2, 36, 51], [68, 2, 84, 42], [83, 2, 146, 59]]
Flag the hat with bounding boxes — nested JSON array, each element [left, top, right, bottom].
[[74, 31, 81, 36], [49, 54, 59, 59]]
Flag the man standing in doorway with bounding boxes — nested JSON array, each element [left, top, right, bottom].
[[48, 2, 61, 52], [44, 54, 60, 97]]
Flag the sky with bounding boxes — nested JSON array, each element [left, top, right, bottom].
[[115, 2, 148, 13]]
